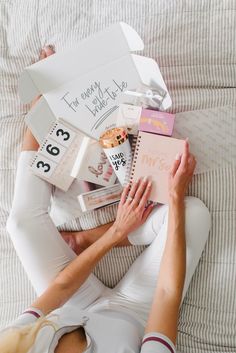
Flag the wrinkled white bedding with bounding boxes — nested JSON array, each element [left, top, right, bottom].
[[0, 1, 236, 352]]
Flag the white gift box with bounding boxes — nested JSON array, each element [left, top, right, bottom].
[[19, 22, 171, 142]]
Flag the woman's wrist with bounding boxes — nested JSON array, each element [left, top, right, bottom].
[[108, 222, 127, 246], [168, 191, 185, 207]]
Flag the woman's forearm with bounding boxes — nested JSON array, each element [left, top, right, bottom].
[[61, 222, 131, 254], [30, 178, 152, 316], [156, 196, 186, 297], [84, 222, 131, 247], [145, 196, 186, 342], [80, 222, 114, 247], [32, 224, 121, 315]]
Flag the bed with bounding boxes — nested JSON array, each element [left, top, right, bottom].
[[0, 1, 235, 352]]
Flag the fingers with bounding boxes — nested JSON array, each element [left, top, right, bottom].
[[176, 139, 196, 175], [120, 184, 130, 205], [169, 138, 197, 182], [120, 178, 148, 206], [142, 203, 154, 222], [137, 180, 152, 209], [127, 179, 140, 201], [170, 154, 181, 177], [132, 178, 149, 206], [177, 153, 196, 180], [188, 154, 197, 176], [39, 49, 47, 60], [44, 45, 55, 56], [170, 140, 189, 178], [180, 139, 189, 168], [39, 45, 55, 60]]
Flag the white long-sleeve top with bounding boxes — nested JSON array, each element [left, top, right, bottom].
[[11, 306, 176, 353]]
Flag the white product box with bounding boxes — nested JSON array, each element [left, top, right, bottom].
[[78, 183, 123, 212], [19, 22, 171, 142]]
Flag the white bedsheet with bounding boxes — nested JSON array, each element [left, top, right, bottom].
[[0, 1, 236, 352]]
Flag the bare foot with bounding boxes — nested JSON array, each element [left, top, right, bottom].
[[61, 231, 89, 255], [30, 45, 55, 108], [61, 222, 131, 255]]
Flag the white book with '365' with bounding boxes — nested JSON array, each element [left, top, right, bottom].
[[71, 137, 117, 187]]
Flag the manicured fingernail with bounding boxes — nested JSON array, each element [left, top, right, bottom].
[[143, 176, 148, 182], [175, 153, 181, 160], [185, 137, 189, 143]]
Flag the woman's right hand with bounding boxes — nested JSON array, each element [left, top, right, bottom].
[[112, 178, 153, 242], [168, 139, 196, 202]]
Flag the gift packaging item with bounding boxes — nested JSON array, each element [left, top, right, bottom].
[[71, 136, 117, 187], [119, 83, 167, 110], [19, 22, 171, 142], [116, 103, 175, 137], [116, 104, 142, 135], [78, 183, 123, 212], [139, 109, 175, 136], [99, 127, 132, 185], [29, 118, 84, 191]]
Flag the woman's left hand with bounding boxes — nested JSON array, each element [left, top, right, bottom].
[[113, 178, 154, 241]]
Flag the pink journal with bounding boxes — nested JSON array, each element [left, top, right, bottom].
[[130, 131, 185, 204]]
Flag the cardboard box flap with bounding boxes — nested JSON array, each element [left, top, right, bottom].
[[19, 22, 144, 103], [25, 96, 56, 143], [19, 70, 41, 103], [120, 22, 144, 52], [122, 55, 172, 110]]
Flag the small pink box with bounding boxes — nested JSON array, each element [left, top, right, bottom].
[[139, 109, 175, 136]]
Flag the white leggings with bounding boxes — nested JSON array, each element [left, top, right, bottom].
[[7, 151, 211, 326]]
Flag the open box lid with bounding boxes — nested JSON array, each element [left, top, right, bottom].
[[20, 22, 171, 141], [19, 22, 144, 103]]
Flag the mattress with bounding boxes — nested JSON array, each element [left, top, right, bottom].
[[0, 1, 236, 352]]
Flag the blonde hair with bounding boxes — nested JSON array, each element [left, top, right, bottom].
[[0, 317, 56, 353]]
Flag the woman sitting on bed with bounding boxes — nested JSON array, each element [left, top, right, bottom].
[[0, 46, 211, 353]]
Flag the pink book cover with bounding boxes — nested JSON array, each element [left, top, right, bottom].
[[139, 109, 175, 136], [130, 131, 185, 204]]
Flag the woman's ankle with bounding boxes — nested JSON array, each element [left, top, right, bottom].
[[61, 231, 89, 255]]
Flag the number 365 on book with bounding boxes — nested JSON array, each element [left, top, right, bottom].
[[30, 118, 83, 191]]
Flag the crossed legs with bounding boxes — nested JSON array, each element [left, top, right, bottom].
[[89, 198, 211, 327], [7, 45, 211, 326], [7, 147, 210, 326]]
